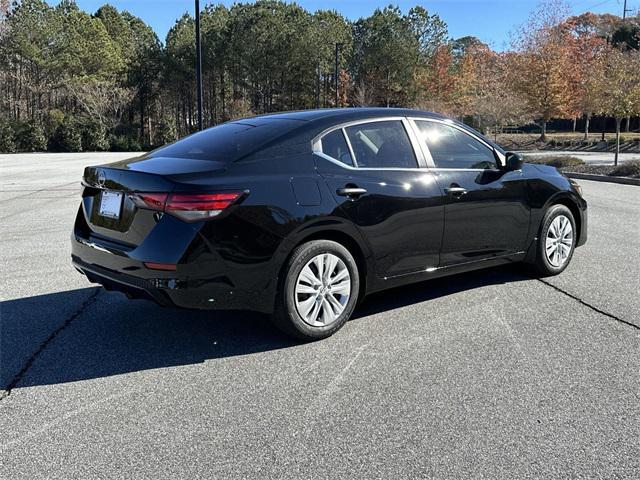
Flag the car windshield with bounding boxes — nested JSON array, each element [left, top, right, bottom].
[[149, 119, 301, 161]]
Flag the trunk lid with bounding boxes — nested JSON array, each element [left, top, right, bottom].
[[79, 155, 227, 247]]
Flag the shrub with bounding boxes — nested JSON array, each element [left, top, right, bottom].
[[81, 121, 108, 151], [51, 119, 82, 152], [15, 120, 47, 152], [127, 138, 142, 151], [108, 134, 130, 152], [0, 120, 16, 153], [610, 160, 640, 178], [522, 155, 547, 164], [618, 134, 639, 144], [521, 155, 584, 168], [45, 109, 65, 136], [108, 134, 142, 152], [546, 156, 584, 168]]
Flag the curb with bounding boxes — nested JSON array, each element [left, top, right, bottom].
[[564, 172, 640, 186]]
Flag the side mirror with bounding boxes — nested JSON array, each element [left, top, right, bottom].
[[504, 152, 523, 171]]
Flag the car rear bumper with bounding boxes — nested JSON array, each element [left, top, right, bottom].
[[72, 255, 176, 307], [71, 232, 274, 313]]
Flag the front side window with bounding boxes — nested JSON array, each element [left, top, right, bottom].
[[415, 121, 497, 169], [344, 120, 417, 169], [320, 129, 353, 166]]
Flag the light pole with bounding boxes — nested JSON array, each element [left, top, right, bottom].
[[195, 0, 203, 130]]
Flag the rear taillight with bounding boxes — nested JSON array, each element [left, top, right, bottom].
[[133, 191, 244, 222], [137, 193, 168, 210]]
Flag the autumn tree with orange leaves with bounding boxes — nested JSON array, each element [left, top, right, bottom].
[[452, 41, 493, 118], [415, 44, 456, 114], [560, 14, 609, 139], [508, 1, 578, 140], [473, 53, 532, 140]]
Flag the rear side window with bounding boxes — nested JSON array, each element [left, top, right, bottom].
[[415, 121, 497, 169], [150, 119, 299, 162], [344, 121, 417, 168], [321, 129, 353, 166]]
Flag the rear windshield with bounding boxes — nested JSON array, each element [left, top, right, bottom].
[[149, 119, 301, 161]]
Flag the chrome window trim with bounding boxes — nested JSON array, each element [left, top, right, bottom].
[[408, 117, 505, 169], [312, 116, 424, 170], [429, 168, 504, 173], [316, 128, 357, 167], [312, 116, 408, 147], [312, 151, 424, 172], [341, 127, 358, 167]]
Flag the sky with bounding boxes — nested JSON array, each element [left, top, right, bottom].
[[49, 0, 638, 50]]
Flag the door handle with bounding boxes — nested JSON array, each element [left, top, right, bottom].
[[444, 186, 468, 197], [337, 187, 367, 198]]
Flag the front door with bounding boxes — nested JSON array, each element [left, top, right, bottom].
[[314, 119, 444, 279], [413, 119, 530, 266]]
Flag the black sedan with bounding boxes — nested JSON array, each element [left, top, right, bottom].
[[72, 108, 587, 340]]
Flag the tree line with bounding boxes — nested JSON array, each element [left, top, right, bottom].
[[1, 0, 639, 157]]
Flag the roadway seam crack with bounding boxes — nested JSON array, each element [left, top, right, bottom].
[[0, 181, 79, 204], [0, 289, 100, 402], [537, 278, 640, 331]]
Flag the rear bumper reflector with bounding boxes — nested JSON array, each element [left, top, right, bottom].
[[144, 262, 177, 271]]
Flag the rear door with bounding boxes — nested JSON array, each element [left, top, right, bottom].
[[314, 118, 444, 279], [412, 118, 530, 266]]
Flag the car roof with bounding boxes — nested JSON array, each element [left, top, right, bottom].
[[242, 107, 448, 124], [231, 108, 452, 154], [227, 108, 502, 162]]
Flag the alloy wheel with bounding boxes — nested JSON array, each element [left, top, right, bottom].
[[294, 253, 351, 327], [545, 214, 574, 267]]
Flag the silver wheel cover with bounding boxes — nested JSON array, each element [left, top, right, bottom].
[[545, 215, 574, 267], [294, 253, 351, 327]]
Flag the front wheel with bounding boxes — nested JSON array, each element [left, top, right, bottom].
[[532, 204, 576, 276], [272, 240, 360, 340]]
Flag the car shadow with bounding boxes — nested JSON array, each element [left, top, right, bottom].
[[1, 264, 530, 390]]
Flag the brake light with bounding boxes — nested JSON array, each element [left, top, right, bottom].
[[134, 191, 244, 222]]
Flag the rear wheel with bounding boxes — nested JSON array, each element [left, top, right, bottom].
[[272, 240, 359, 340], [532, 204, 576, 276]]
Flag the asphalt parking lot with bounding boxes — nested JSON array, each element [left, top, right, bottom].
[[1, 153, 639, 479]]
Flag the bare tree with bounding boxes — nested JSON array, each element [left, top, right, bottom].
[[352, 79, 374, 107]]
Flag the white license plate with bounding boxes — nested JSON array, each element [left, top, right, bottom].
[[99, 191, 123, 219]]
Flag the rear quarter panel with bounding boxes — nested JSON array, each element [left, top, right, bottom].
[[187, 153, 370, 312]]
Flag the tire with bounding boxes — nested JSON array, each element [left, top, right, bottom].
[[272, 240, 360, 340], [532, 204, 576, 276]]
